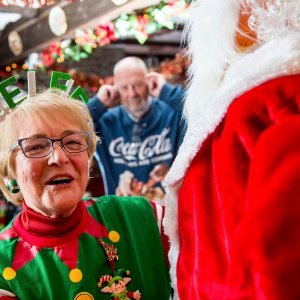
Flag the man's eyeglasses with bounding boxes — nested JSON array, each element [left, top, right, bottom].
[[11, 131, 91, 158]]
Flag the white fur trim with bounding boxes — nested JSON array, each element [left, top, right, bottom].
[[154, 203, 163, 234], [163, 185, 181, 300], [183, 0, 240, 126]]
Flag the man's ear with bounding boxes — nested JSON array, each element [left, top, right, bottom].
[[101, 286, 112, 293]]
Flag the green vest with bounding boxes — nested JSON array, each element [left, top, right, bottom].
[[0, 196, 170, 299]]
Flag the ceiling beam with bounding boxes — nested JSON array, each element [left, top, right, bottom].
[[0, 0, 156, 67]]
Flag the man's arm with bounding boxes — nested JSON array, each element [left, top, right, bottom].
[[146, 72, 185, 112], [87, 85, 120, 122], [87, 96, 107, 122]]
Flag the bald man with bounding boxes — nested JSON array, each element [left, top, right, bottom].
[[88, 57, 184, 199]]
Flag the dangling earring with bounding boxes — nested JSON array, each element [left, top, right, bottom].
[[4, 179, 20, 194]]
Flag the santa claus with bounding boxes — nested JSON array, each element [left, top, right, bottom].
[[164, 0, 300, 299]]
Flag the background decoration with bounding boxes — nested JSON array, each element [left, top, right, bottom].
[[0, 0, 59, 8], [29, 0, 190, 69], [160, 51, 188, 83], [0, 0, 190, 92], [8, 31, 23, 56], [0, 50, 188, 97], [48, 6, 68, 36]]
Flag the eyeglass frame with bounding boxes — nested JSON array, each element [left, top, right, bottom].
[[10, 131, 91, 159]]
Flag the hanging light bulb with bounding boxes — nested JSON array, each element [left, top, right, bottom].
[[111, 0, 128, 6]]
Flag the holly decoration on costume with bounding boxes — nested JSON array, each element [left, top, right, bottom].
[[98, 269, 141, 300], [99, 239, 119, 263]]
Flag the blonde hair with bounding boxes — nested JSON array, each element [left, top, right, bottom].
[[0, 89, 99, 205]]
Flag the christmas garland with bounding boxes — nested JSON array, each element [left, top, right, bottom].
[[0, 0, 190, 83], [32, 0, 190, 68]]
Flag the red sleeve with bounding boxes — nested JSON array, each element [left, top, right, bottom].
[[0, 297, 17, 299], [126, 291, 134, 298], [228, 115, 300, 299]]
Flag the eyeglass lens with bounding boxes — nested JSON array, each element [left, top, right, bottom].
[[21, 132, 89, 158]]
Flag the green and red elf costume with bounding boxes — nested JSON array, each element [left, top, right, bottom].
[[0, 196, 170, 299]]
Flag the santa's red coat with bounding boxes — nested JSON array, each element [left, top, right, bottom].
[[165, 34, 300, 299]]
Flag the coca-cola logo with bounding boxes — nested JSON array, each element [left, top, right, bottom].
[[109, 128, 172, 162]]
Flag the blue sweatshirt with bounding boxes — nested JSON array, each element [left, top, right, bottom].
[[88, 83, 185, 194]]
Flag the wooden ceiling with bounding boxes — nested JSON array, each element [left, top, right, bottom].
[[0, 0, 184, 68]]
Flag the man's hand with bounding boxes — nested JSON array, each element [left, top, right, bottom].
[[147, 163, 170, 188], [115, 170, 165, 201], [146, 72, 167, 98], [116, 171, 144, 197], [96, 84, 120, 108]]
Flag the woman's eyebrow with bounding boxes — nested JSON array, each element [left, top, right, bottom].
[[61, 130, 80, 135], [25, 130, 78, 139], [25, 133, 47, 139]]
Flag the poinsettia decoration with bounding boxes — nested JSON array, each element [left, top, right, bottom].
[[41, 43, 61, 67], [95, 23, 117, 46]]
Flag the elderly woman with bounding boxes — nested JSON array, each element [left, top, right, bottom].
[[0, 90, 170, 299]]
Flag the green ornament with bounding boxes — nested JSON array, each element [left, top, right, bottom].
[[82, 44, 93, 54], [5, 179, 20, 194]]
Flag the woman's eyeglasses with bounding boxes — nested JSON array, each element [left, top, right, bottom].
[[10, 131, 91, 158]]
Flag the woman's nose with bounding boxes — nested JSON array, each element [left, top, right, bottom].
[[47, 142, 68, 166]]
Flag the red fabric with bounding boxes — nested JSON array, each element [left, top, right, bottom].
[[113, 291, 134, 300], [14, 201, 89, 247], [150, 201, 170, 266], [177, 74, 300, 299], [20, 201, 84, 237], [159, 204, 171, 267]]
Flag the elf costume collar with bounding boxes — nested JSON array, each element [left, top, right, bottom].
[[20, 201, 84, 237], [13, 200, 90, 248]]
